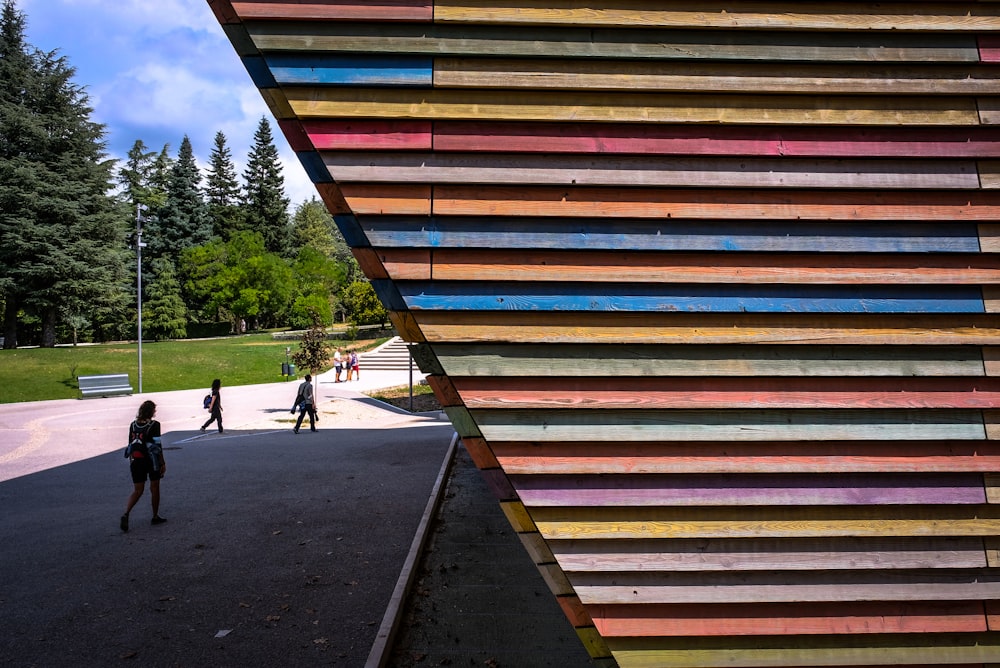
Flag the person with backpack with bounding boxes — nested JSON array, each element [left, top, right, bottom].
[[121, 400, 166, 532], [200, 378, 223, 433], [291, 373, 317, 433]]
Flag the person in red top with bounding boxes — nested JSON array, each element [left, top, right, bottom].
[[121, 400, 167, 532]]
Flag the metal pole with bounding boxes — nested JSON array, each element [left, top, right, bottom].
[[408, 345, 414, 412], [136, 204, 145, 394]]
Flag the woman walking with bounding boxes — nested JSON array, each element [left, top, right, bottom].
[[121, 400, 167, 532], [201, 378, 223, 433]]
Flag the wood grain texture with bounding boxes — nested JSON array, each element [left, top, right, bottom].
[[284, 87, 981, 126], [432, 122, 1000, 157], [470, 408, 988, 443], [492, 440, 1000, 474], [378, 249, 1000, 284], [414, 310, 1000, 346], [431, 343, 988, 378], [247, 22, 981, 63], [303, 120, 432, 150], [591, 601, 989, 637], [321, 152, 982, 189], [433, 1, 1000, 32], [551, 536, 988, 572], [431, 186, 1000, 220], [434, 58, 1000, 95]]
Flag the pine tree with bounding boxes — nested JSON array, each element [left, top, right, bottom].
[[144, 258, 187, 340], [0, 0, 128, 347], [147, 135, 210, 263], [205, 130, 243, 239], [242, 116, 290, 256]]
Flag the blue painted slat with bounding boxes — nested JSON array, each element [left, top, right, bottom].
[[296, 151, 334, 183], [333, 215, 371, 248], [242, 55, 277, 89], [359, 217, 982, 253], [265, 54, 433, 86], [397, 283, 985, 313]]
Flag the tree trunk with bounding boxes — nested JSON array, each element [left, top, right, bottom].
[[3, 295, 18, 349], [41, 306, 57, 348]]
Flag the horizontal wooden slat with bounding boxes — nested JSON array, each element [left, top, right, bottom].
[[432, 122, 1000, 158], [303, 120, 432, 150], [532, 505, 1000, 540], [284, 88, 981, 125], [470, 408, 988, 443], [415, 311, 1000, 346], [232, 1, 432, 21], [362, 216, 984, 253], [323, 152, 981, 189], [492, 440, 1000, 474], [379, 249, 1000, 284], [604, 634, 1000, 668], [399, 281, 986, 314], [435, 58, 1000, 95], [512, 472, 987, 506], [247, 22, 981, 62], [591, 601, 989, 637], [432, 344, 988, 377], [266, 54, 432, 85], [454, 377, 1000, 410], [429, 186, 1000, 220], [552, 537, 988, 572], [434, 1, 1000, 32]]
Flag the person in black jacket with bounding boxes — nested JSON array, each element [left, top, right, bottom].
[[200, 378, 223, 433], [121, 400, 166, 532]]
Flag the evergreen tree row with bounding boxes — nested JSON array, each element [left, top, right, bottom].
[[0, 1, 384, 349]]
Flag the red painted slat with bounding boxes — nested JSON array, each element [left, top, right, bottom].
[[591, 601, 988, 637], [303, 120, 433, 151], [231, 1, 432, 22], [434, 122, 1000, 158], [980, 35, 1000, 63], [454, 376, 1000, 409]]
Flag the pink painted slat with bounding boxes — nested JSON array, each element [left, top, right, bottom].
[[980, 35, 1000, 63], [433, 122, 1000, 158], [303, 120, 432, 151], [511, 473, 987, 507]]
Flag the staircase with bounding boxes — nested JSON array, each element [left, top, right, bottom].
[[358, 337, 416, 371]]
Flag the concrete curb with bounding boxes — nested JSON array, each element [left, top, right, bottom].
[[366, 431, 460, 668]]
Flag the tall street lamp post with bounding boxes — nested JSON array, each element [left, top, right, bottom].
[[136, 204, 147, 393]]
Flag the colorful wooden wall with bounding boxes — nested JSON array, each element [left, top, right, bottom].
[[209, 2, 1000, 666]]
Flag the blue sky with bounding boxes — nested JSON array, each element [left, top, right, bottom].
[[18, 0, 317, 207]]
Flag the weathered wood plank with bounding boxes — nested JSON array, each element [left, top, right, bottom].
[[982, 35, 1000, 63], [435, 58, 1000, 95], [247, 22, 981, 62], [414, 311, 1000, 346], [399, 281, 986, 314], [604, 634, 1000, 668], [458, 436, 499, 469], [322, 152, 982, 189], [433, 1, 1000, 32], [492, 440, 1000, 474], [266, 54, 432, 86], [431, 186, 1000, 220], [231, 1, 432, 21], [592, 601, 989, 637], [362, 216, 984, 253], [207, 0, 240, 25], [531, 505, 1000, 540], [432, 343, 987, 378], [512, 472, 987, 507], [470, 408, 988, 443], [303, 120, 432, 150], [432, 122, 1000, 158], [552, 536, 988, 572], [284, 88, 981, 126], [340, 184, 430, 215], [378, 249, 1000, 284], [454, 377, 1000, 410]]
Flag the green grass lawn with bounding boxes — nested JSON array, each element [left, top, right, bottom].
[[0, 334, 387, 404]]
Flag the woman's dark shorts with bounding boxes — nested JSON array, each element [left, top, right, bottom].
[[130, 457, 161, 484]]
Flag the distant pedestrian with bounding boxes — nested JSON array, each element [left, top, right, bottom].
[[121, 400, 167, 532], [350, 350, 359, 381], [201, 378, 223, 433], [333, 348, 343, 382], [345, 349, 355, 381], [291, 373, 317, 433]]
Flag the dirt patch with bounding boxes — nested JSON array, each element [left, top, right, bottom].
[[368, 385, 442, 413]]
